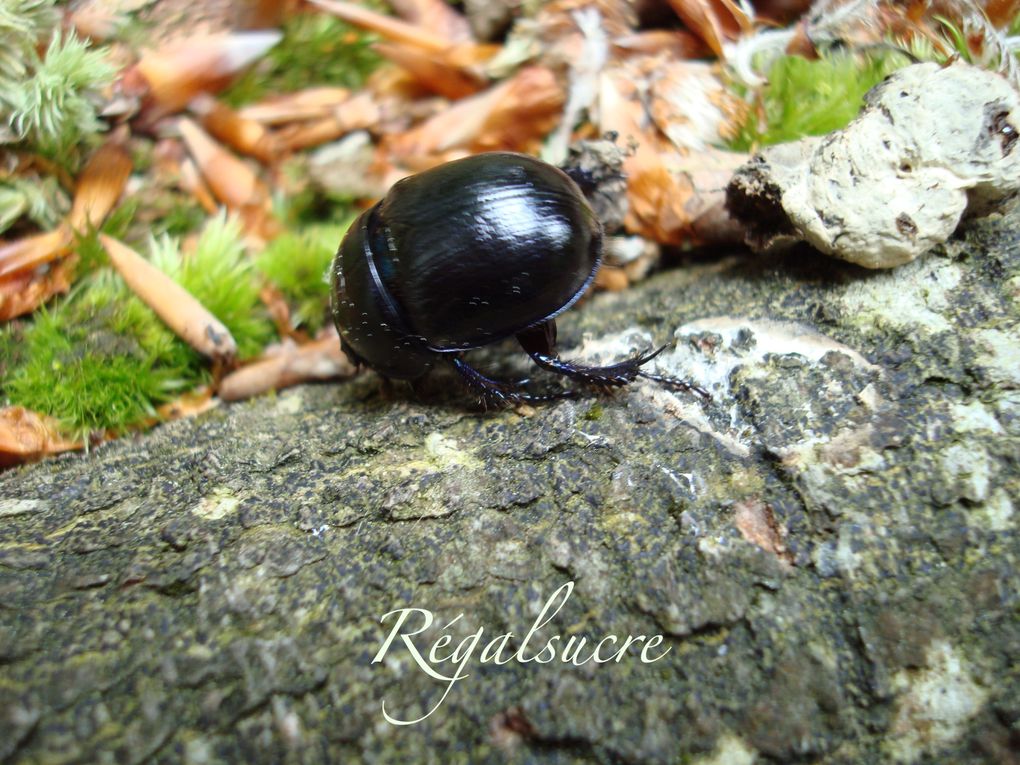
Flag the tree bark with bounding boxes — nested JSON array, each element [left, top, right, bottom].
[[1, 203, 1018, 764]]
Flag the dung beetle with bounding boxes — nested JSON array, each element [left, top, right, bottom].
[[330, 151, 707, 404]]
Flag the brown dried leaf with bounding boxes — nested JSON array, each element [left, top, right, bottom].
[[0, 138, 130, 281], [647, 60, 748, 153], [388, 0, 474, 44], [373, 41, 488, 99], [178, 118, 277, 238], [0, 229, 72, 280], [612, 29, 711, 60], [218, 333, 357, 401], [100, 234, 238, 362], [133, 31, 282, 123], [666, 0, 752, 57], [154, 388, 217, 421], [237, 87, 352, 125], [0, 406, 81, 467], [593, 265, 629, 292], [179, 159, 220, 214], [310, 0, 451, 53], [388, 65, 563, 160], [189, 93, 279, 164], [985, 0, 1020, 26], [68, 138, 133, 232], [733, 498, 793, 565], [0, 256, 75, 321]]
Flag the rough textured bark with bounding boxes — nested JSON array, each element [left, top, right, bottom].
[[1, 203, 1018, 764]]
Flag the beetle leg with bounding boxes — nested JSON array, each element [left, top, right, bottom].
[[448, 355, 577, 406], [517, 325, 710, 400]]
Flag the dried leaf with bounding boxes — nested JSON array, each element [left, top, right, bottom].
[[612, 30, 710, 59], [648, 61, 747, 152], [388, 65, 563, 160], [218, 333, 356, 401], [178, 118, 276, 237], [373, 41, 487, 99], [273, 91, 384, 152], [388, 0, 474, 44], [0, 256, 75, 321], [310, 0, 452, 53], [179, 158, 220, 214], [133, 31, 282, 123], [155, 388, 217, 421], [733, 498, 793, 565], [0, 229, 72, 280], [68, 138, 133, 232], [100, 234, 238, 362], [666, 0, 752, 57], [238, 87, 352, 125], [0, 407, 81, 467], [189, 94, 279, 164]]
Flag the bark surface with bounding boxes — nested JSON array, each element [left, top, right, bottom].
[[1, 205, 1018, 764]]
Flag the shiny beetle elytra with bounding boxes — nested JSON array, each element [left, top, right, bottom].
[[330, 152, 707, 404]]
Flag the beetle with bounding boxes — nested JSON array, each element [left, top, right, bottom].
[[330, 151, 708, 404]]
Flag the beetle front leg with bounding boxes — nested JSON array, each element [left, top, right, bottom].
[[516, 323, 710, 400], [448, 355, 577, 406]]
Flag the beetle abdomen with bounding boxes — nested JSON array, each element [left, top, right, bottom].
[[375, 153, 601, 350]]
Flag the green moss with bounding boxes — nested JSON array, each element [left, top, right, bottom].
[[149, 212, 275, 359], [147, 194, 207, 240], [0, 174, 68, 236], [729, 52, 910, 151], [2, 27, 116, 168], [1, 214, 280, 436], [257, 221, 350, 333], [1, 297, 186, 438], [583, 402, 605, 421], [0, 0, 59, 82], [222, 11, 381, 107], [72, 199, 139, 276]]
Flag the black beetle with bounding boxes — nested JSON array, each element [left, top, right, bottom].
[[330, 152, 707, 404]]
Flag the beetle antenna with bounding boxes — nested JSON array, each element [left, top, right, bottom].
[[636, 369, 712, 401]]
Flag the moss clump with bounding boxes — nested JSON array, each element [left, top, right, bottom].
[[0, 175, 68, 236], [1, 214, 277, 438], [1, 296, 186, 439], [223, 11, 381, 107], [1, 19, 115, 168], [729, 52, 910, 151], [257, 221, 350, 333]]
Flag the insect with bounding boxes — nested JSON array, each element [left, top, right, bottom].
[[330, 152, 708, 404]]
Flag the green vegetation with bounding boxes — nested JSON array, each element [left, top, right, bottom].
[[0, 0, 58, 82], [223, 11, 381, 106], [1, 215, 276, 437], [0, 175, 68, 236], [0, 0, 115, 236], [1, 293, 187, 439], [256, 221, 350, 333], [0, 4, 381, 442], [0, 5, 115, 167], [728, 51, 910, 151], [5, 30, 116, 165]]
